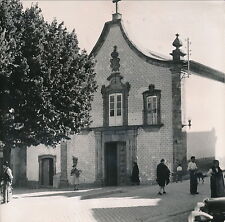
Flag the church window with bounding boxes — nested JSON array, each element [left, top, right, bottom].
[[146, 96, 158, 125], [143, 84, 161, 125], [101, 46, 130, 127], [109, 93, 123, 126]]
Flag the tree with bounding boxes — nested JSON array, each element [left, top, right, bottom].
[[0, 0, 97, 162], [0, 0, 29, 161]]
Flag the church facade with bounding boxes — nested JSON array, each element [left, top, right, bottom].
[[8, 12, 225, 187]]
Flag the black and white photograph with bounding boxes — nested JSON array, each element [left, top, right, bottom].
[[0, 0, 225, 221]]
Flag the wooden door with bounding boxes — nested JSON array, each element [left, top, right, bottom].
[[105, 142, 117, 186], [41, 158, 54, 186]]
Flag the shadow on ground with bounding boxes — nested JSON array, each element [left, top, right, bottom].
[[10, 180, 211, 222]]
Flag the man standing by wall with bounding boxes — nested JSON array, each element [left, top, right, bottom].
[[1, 161, 13, 203], [187, 156, 199, 195]]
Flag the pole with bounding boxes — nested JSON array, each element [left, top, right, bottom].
[[187, 38, 190, 77]]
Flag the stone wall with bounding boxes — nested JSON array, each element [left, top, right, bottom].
[[11, 147, 27, 186], [137, 127, 173, 184]]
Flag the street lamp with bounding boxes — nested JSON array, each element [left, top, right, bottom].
[[182, 119, 192, 129]]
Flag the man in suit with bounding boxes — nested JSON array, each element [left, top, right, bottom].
[[187, 156, 199, 195]]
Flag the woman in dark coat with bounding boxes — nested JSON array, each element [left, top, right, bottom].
[[208, 160, 225, 198], [131, 162, 140, 185], [156, 159, 170, 195]]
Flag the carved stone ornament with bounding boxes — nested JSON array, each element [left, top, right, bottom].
[[148, 84, 155, 93], [170, 33, 186, 62], [110, 45, 120, 72]]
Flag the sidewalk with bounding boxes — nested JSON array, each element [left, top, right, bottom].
[[0, 178, 211, 222]]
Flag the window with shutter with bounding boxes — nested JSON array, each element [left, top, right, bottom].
[[146, 96, 158, 125], [143, 84, 161, 125]]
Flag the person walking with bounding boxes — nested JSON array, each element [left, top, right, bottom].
[[156, 159, 170, 195], [207, 160, 225, 198], [188, 156, 199, 195], [1, 161, 13, 204], [176, 163, 183, 182], [71, 161, 82, 191], [131, 162, 140, 185]]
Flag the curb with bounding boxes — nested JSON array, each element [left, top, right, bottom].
[[81, 189, 124, 200]]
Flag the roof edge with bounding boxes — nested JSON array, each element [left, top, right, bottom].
[[190, 60, 225, 83], [89, 20, 114, 57], [89, 19, 225, 83], [89, 19, 173, 68]]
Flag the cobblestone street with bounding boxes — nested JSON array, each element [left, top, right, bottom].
[[0, 179, 211, 222]]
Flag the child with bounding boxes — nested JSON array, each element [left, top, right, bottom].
[[176, 164, 183, 182]]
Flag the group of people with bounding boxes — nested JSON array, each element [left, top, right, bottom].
[[131, 159, 170, 194], [131, 156, 225, 198], [131, 159, 171, 195], [188, 156, 225, 198], [1, 156, 224, 203]]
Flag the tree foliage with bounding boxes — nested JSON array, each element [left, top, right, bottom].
[[0, 0, 97, 159]]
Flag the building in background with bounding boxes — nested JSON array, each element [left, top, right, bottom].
[[183, 61, 225, 169], [10, 10, 225, 187]]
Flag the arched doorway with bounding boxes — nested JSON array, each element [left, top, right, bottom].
[[39, 155, 56, 186]]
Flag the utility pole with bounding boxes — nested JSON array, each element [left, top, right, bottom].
[[187, 37, 191, 78]]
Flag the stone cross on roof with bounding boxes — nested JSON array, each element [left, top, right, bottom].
[[112, 0, 121, 14]]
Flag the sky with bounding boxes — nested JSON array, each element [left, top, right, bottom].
[[21, 1, 225, 73]]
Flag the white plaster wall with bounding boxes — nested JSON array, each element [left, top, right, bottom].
[[27, 144, 61, 181], [67, 131, 96, 184], [182, 74, 225, 168]]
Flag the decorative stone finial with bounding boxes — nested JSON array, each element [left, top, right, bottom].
[[148, 84, 155, 93], [170, 33, 186, 62], [110, 46, 120, 72], [173, 34, 183, 48]]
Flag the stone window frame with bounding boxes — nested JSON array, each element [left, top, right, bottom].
[[101, 80, 130, 127], [143, 84, 161, 126], [109, 92, 123, 126], [101, 45, 130, 127]]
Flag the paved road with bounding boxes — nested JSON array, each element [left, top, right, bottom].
[[0, 178, 211, 222]]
